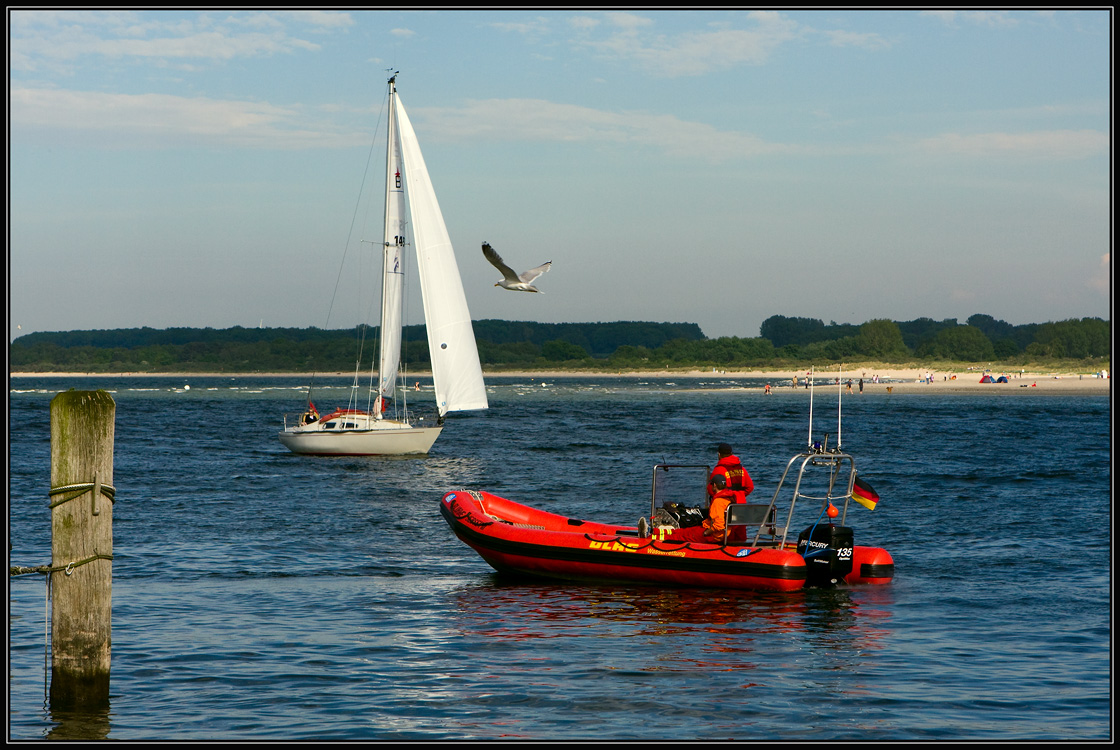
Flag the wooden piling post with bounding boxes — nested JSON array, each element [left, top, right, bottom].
[[49, 389, 115, 707]]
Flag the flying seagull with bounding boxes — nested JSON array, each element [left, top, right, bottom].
[[482, 242, 551, 293]]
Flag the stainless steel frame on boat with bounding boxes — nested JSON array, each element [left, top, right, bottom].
[[647, 447, 863, 548], [758, 448, 859, 547]]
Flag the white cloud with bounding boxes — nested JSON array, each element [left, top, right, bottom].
[[568, 16, 600, 31], [603, 12, 655, 31], [574, 10, 801, 77], [415, 98, 794, 162], [920, 10, 1019, 28], [1087, 253, 1110, 295], [9, 85, 798, 160], [569, 11, 895, 77], [490, 17, 551, 35], [824, 29, 893, 50], [16, 83, 1105, 172], [919, 130, 1108, 159], [9, 87, 363, 150], [275, 10, 355, 30], [8, 9, 343, 72]]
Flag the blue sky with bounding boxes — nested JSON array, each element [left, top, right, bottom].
[[8, 9, 1111, 342]]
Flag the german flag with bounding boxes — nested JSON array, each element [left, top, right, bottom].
[[852, 476, 879, 511]]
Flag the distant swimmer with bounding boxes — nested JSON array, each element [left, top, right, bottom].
[[482, 242, 551, 293]]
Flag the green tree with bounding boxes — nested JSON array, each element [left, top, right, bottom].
[[541, 340, 590, 362], [897, 317, 958, 352], [992, 338, 1019, 358], [854, 319, 909, 360], [1030, 318, 1110, 358], [759, 315, 825, 347], [917, 325, 995, 361]]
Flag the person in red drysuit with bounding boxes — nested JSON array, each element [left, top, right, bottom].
[[708, 443, 754, 504]]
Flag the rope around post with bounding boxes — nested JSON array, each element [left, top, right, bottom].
[[10, 480, 118, 577], [10, 554, 114, 578], [47, 481, 116, 509]]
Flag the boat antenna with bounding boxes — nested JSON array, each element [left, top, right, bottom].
[[837, 363, 843, 452], [807, 365, 814, 449]]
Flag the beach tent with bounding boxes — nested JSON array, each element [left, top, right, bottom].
[[995, 376, 1009, 383], [979, 375, 994, 383]]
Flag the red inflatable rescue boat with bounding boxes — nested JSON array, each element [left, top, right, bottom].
[[440, 448, 894, 592]]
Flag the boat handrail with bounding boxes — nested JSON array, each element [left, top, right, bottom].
[[753, 450, 857, 547]]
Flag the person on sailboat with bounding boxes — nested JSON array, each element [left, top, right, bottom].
[[300, 403, 320, 426]]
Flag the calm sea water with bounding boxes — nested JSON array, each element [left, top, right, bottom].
[[8, 375, 1112, 740]]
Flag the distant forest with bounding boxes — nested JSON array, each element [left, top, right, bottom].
[[8, 315, 1110, 373]]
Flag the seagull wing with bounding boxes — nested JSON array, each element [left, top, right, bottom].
[[482, 243, 520, 282], [519, 261, 552, 284]]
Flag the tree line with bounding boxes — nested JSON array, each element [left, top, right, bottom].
[[8, 315, 1109, 373]]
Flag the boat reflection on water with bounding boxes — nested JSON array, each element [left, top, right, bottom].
[[450, 578, 894, 678]]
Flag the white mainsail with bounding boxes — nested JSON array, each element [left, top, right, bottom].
[[394, 94, 489, 416], [377, 90, 405, 406]]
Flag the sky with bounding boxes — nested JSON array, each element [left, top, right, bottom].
[[7, 9, 1112, 342]]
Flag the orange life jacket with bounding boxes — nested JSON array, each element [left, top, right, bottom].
[[702, 489, 737, 538]]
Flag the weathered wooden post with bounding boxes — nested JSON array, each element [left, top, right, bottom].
[[48, 389, 115, 708]]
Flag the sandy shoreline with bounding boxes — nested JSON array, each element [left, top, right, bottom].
[[10, 367, 1110, 395]]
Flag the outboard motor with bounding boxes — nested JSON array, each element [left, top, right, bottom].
[[796, 524, 854, 586]]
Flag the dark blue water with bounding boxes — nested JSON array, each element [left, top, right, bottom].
[[8, 375, 1111, 740]]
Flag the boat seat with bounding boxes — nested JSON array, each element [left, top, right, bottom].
[[723, 503, 778, 545]]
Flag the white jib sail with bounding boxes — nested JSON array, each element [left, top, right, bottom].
[[378, 88, 405, 405], [393, 94, 488, 416]]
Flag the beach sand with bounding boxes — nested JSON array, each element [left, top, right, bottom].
[[10, 367, 1110, 395], [490, 368, 1112, 396]]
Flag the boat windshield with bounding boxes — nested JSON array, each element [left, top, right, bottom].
[[650, 464, 709, 516]]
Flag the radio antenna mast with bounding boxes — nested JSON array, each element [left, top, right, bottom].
[[807, 365, 815, 449]]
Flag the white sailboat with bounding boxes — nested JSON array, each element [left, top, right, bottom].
[[279, 76, 488, 456]]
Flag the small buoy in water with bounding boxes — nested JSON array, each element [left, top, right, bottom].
[[184, 385, 190, 391], [826, 503, 838, 519]]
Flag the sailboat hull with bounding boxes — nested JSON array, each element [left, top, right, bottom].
[[278, 422, 443, 456]]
